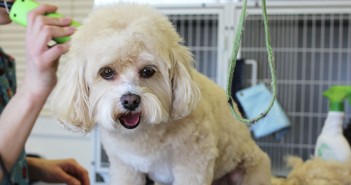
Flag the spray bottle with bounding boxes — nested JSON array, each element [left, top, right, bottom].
[[314, 86, 351, 162]]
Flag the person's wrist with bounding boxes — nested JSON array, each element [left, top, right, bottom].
[[19, 80, 54, 103], [27, 157, 44, 182]]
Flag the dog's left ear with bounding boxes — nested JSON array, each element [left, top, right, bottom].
[[169, 45, 200, 120]]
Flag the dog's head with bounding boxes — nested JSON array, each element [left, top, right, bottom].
[[51, 4, 200, 133]]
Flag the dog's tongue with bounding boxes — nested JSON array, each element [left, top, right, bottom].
[[122, 113, 141, 126]]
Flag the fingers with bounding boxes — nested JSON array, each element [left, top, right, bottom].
[[35, 25, 75, 50], [68, 159, 90, 185], [27, 4, 75, 49], [40, 43, 69, 68], [25, 3, 75, 65], [33, 16, 73, 28], [56, 159, 90, 185], [36, 25, 75, 43], [28, 4, 73, 28], [22, 4, 76, 96], [80, 167, 90, 185], [57, 170, 82, 185], [27, 4, 58, 26], [75, 167, 90, 185]]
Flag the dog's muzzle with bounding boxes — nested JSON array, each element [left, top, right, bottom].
[[119, 93, 142, 129]]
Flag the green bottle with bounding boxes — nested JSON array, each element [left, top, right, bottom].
[[314, 86, 351, 162]]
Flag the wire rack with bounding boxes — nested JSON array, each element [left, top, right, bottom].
[[169, 14, 219, 81], [241, 13, 351, 176]]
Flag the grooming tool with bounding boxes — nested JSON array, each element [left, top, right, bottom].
[[0, 0, 80, 43]]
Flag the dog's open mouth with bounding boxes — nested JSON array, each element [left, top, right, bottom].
[[119, 112, 142, 129]]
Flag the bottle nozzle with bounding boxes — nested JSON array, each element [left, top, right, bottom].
[[323, 86, 351, 112]]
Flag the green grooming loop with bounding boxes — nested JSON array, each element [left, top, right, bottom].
[[227, 0, 277, 126]]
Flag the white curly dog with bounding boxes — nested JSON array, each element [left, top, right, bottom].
[[51, 4, 271, 185]]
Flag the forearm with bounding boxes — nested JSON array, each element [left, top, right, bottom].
[[0, 83, 49, 180]]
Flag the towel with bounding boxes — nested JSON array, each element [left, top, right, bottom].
[[235, 83, 290, 139]]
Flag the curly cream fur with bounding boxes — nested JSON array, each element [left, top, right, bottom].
[[51, 4, 271, 185], [272, 156, 351, 185]]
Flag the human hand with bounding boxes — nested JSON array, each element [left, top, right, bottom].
[[27, 157, 90, 185], [23, 4, 75, 99]]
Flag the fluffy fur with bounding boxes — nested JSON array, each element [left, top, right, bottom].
[[272, 157, 351, 185], [51, 4, 271, 185]]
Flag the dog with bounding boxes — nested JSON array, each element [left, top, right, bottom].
[[272, 156, 351, 185], [51, 4, 271, 185]]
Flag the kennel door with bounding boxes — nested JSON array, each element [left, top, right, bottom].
[[236, 1, 351, 176]]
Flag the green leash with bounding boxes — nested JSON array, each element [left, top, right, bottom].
[[226, 0, 277, 126]]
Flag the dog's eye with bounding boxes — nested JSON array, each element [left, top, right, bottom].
[[99, 67, 116, 80], [140, 66, 155, 78]]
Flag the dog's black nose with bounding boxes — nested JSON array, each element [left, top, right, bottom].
[[121, 93, 141, 111]]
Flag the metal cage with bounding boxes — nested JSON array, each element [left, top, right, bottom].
[[238, 1, 351, 176]]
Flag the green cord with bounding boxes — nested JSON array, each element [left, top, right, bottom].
[[226, 0, 277, 126]]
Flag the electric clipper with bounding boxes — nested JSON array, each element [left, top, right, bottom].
[[0, 0, 80, 43]]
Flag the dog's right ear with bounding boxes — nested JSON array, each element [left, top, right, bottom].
[[51, 53, 94, 133]]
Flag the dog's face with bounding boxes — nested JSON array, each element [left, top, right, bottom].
[[86, 40, 172, 131], [51, 4, 200, 133]]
